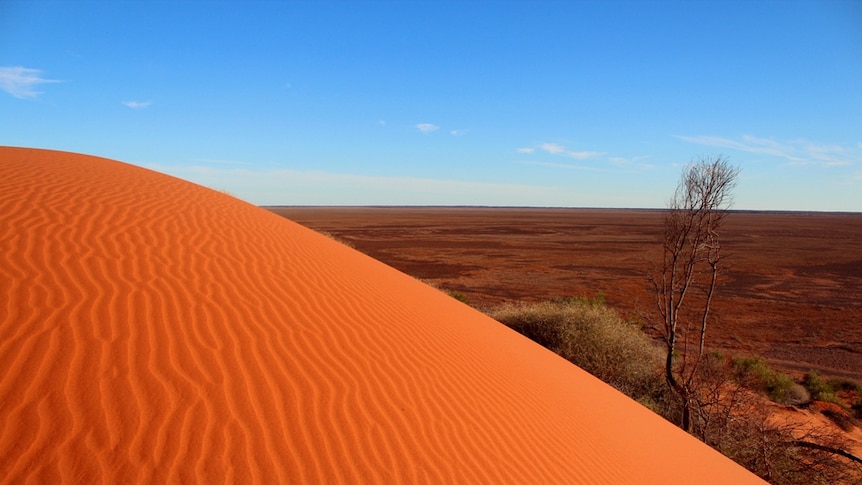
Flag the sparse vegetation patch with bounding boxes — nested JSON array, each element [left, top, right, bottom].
[[803, 370, 841, 405], [487, 298, 861, 484], [488, 298, 665, 402], [731, 356, 806, 405]]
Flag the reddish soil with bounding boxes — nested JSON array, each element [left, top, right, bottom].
[[269, 207, 862, 381]]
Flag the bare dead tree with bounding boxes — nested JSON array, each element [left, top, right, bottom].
[[649, 156, 740, 432]]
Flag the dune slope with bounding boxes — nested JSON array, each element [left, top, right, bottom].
[[0, 147, 763, 483]]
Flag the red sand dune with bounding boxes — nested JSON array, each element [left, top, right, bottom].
[[0, 147, 764, 483]]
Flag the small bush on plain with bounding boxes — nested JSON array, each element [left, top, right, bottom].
[[803, 370, 841, 404], [731, 356, 803, 405]]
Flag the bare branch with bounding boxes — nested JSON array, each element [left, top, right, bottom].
[[792, 440, 862, 466]]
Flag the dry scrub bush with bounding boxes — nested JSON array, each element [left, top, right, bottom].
[[488, 300, 665, 400], [786, 384, 813, 407]]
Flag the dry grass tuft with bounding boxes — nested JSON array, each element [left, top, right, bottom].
[[316, 230, 356, 249]]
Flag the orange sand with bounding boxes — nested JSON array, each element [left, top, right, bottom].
[[0, 147, 764, 483]]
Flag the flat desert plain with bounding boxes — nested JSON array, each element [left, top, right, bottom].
[[271, 207, 862, 381]]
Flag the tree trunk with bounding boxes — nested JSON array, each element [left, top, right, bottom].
[[681, 399, 691, 432]]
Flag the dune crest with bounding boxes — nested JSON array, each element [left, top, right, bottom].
[[0, 147, 763, 483]]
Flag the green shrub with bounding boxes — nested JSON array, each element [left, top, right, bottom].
[[802, 370, 840, 404], [488, 299, 664, 400], [730, 356, 765, 379], [767, 373, 799, 404], [731, 356, 802, 405]]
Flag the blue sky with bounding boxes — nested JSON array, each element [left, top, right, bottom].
[[2, 1, 861, 211]]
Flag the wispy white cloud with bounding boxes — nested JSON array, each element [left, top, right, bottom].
[[803, 142, 851, 166], [523, 160, 606, 172], [122, 100, 152, 109], [677, 134, 861, 167], [0, 66, 61, 99], [450, 129, 468, 136], [522, 159, 650, 173], [568, 150, 605, 160], [519, 142, 649, 171], [676, 134, 804, 161], [540, 142, 566, 154], [416, 123, 439, 133], [533, 142, 605, 159]]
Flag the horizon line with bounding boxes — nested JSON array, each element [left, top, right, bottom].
[[261, 205, 862, 215]]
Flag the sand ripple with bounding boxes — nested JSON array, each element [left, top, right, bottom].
[[0, 147, 763, 483]]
